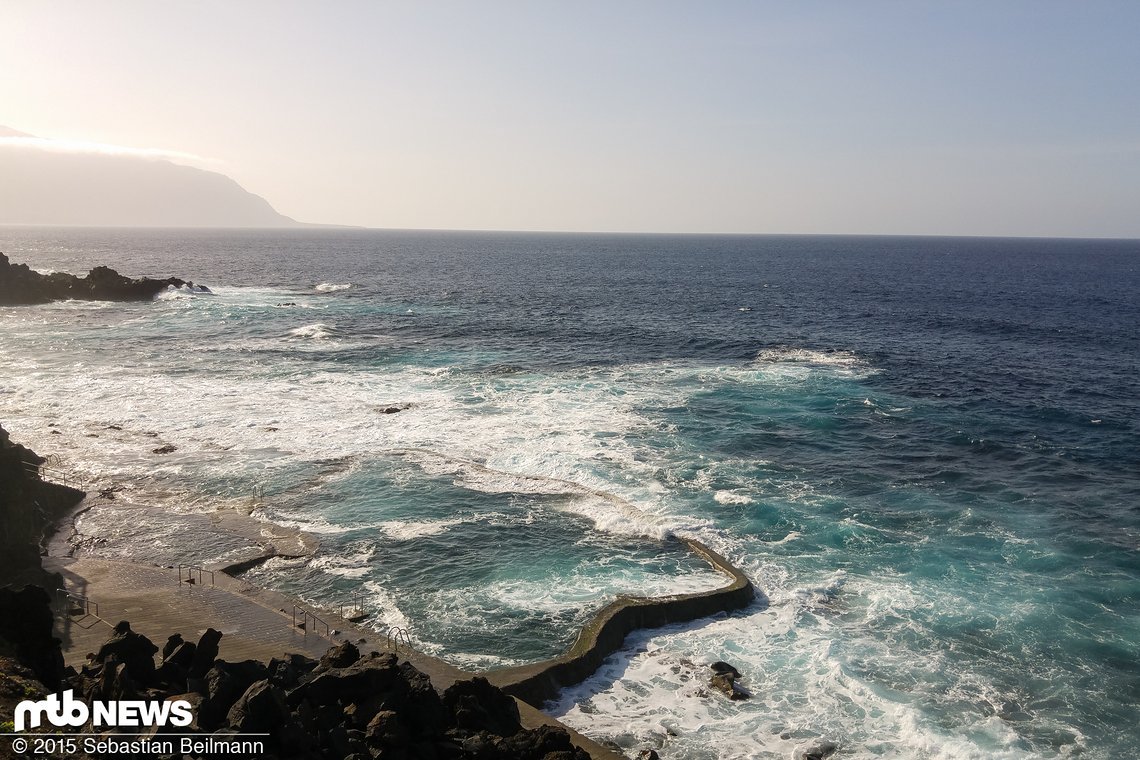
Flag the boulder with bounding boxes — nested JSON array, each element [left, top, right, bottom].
[[365, 709, 409, 747], [291, 651, 400, 705], [443, 677, 521, 736], [709, 672, 750, 701], [710, 660, 742, 679], [188, 628, 222, 678], [501, 724, 590, 760], [267, 652, 317, 690], [226, 679, 290, 733], [161, 633, 184, 661], [198, 659, 270, 730], [318, 640, 361, 670], [95, 621, 158, 685]]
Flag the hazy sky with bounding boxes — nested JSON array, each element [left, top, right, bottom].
[[3, 1, 1139, 236]]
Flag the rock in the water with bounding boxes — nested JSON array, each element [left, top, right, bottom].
[[799, 740, 839, 760], [637, 751, 662, 760], [710, 660, 742, 679], [709, 671, 750, 701], [152, 444, 177, 454], [0, 252, 200, 305]]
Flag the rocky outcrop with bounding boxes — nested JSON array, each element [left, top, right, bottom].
[[0, 585, 66, 690], [0, 423, 85, 584], [0, 252, 207, 305], [59, 619, 592, 759]]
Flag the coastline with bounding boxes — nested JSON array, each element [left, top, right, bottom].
[[27, 441, 758, 759]]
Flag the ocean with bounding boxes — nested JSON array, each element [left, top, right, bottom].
[[1, 228, 1137, 759]]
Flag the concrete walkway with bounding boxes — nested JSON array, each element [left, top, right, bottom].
[[43, 555, 623, 760]]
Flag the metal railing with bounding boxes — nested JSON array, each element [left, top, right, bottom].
[[59, 590, 99, 618], [387, 627, 411, 653], [23, 454, 73, 487], [177, 564, 215, 587], [340, 594, 366, 621], [292, 604, 332, 639]]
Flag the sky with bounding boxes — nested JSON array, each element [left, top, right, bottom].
[[2, 1, 1139, 237]]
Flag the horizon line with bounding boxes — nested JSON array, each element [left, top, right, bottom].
[[2, 223, 1139, 243]]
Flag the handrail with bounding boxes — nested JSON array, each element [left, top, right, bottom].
[[387, 627, 411, 653], [340, 593, 366, 620], [292, 604, 332, 639], [58, 589, 99, 618], [23, 455, 73, 486], [177, 564, 215, 587]]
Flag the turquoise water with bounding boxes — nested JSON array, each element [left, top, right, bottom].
[[0, 228, 1137, 758]]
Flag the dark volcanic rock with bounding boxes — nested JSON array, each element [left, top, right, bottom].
[[0, 424, 85, 584], [291, 651, 400, 705], [188, 627, 222, 679], [227, 679, 290, 733], [0, 251, 203, 305], [198, 659, 270, 730], [799, 740, 839, 760], [444, 677, 522, 736], [710, 660, 742, 679], [318, 639, 360, 669], [0, 585, 65, 689], [94, 621, 158, 685]]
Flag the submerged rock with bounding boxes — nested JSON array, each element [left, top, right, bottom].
[[799, 740, 839, 760]]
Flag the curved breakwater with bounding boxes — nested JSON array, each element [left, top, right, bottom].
[[487, 537, 756, 705]]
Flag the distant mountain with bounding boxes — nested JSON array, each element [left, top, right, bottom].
[[0, 127, 300, 228]]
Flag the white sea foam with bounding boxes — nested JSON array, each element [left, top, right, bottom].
[[315, 282, 352, 293], [288, 322, 336, 339], [713, 490, 753, 505], [377, 517, 469, 541], [550, 568, 1044, 760], [308, 546, 375, 579], [155, 283, 212, 300]]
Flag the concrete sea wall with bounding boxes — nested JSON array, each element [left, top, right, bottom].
[[487, 537, 755, 705]]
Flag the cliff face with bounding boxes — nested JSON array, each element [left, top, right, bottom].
[[0, 133, 299, 228], [0, 424, 85, 585], [0, 252, 202, 306]]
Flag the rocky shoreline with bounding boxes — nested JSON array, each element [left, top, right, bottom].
[[0, 252, 207, 305], [0, 426, 598, 759]]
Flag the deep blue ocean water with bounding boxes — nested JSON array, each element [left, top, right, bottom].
[[1, 228, 1137, 758]]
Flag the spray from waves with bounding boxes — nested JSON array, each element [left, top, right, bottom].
[[377, 516, 470, 541], [154, 283, 213, 300], [550, 575, 1045, 760], [713, 490, 753, 505], [315, 282, 352, 293], [752, 346, 873, 375], [288, 322, 337, 340]]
